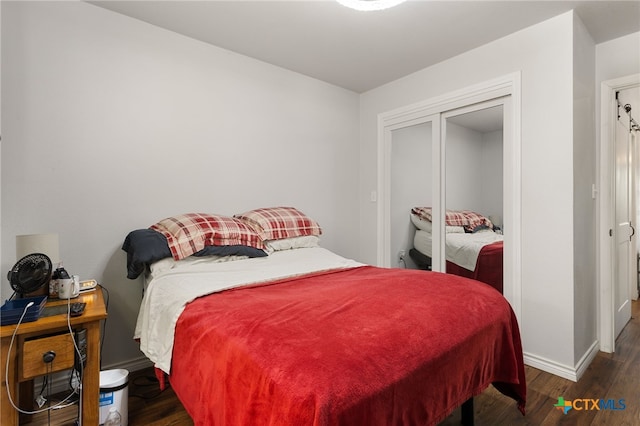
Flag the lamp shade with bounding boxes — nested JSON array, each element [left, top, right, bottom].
[[16, 233, 60, 265]]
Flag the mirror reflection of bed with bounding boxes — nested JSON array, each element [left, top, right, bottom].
[[409, 208, 504, 293], [390, 105, 505, 293]]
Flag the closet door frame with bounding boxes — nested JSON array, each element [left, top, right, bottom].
[[377, 72, 522, 322]]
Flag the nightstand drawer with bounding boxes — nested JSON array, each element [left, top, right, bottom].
[[20, 333, 75, 380]]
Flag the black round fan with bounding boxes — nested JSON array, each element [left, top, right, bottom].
[[7, 253, 52, 297]]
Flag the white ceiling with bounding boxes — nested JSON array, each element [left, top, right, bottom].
[[89, 0, 640, 93], [448, 104, 503, 133]]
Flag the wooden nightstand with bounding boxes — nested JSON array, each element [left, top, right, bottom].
[[1, 289, 107, 426]]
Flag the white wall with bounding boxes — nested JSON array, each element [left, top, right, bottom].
[[572, 13, 597, 365], [445, 123, 485, 212], [480, 130, 503, 221], [1, 1, 360, 368], [595, 32, 640, 84], [360, 12, 577, 369], [390, 123, 431, 268]]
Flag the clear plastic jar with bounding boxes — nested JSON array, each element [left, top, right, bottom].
[[104, 407, 122, 426]]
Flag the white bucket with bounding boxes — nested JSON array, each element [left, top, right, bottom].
[[99, 369, 129, 426]]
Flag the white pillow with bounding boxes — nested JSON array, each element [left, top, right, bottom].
[[149, 254, 250, 277], [409, 214, 465, 233], [446, 226, 465, 234], [264, 235, 320, 253], [410, 214, 432, 232]]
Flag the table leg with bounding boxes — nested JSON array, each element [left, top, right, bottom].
[[19, 379, 34, 424], [81, 321, 101, 426], [1, 335, 19, 426]]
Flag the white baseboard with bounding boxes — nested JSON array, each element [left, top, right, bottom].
[[524, 351, 577, 381], [573, 340, 600, 381], [523, 340, 599, 383], [101, 356, 154, 374]]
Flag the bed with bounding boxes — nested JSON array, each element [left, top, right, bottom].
[[409, 208, 504, 293], [124, 208, 525, 426]]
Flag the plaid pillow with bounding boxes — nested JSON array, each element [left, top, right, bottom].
[[460, 211, 493, 231], [234, 207, 322, 241], [150, 213, 264, 260], [411, 207, 492, 232]]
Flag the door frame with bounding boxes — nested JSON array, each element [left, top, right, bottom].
[[377, 72, 522, 323], [598, 73, 640, 353]]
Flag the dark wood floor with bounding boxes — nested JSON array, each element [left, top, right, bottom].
[[29, 301, 638, 426]]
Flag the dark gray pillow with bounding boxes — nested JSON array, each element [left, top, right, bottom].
[[193, 245, 267, 258], [122, 229, 172, 279], [122, 229, 268, 279]]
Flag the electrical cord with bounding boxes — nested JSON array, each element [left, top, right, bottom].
[[68, 368, 81, 395], [65, 296, 84, 426], [47, 362, 52, 425], [38, 371, 49, 399], [98, 283, 109, 370]]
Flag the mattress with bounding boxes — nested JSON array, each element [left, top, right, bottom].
[[414, 228, 503, 271], [134, 247, 363, 373]]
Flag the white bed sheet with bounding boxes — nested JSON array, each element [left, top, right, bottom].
[[413, 229, 503, 271], [134, 247, 363, 374]]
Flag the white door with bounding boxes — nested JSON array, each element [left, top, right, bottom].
[[620, 87, 640, 304], [632, 127, 640, 302], [614, 106, 634, 339], [598, 75, 640, 353]]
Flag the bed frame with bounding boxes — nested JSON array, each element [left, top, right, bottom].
[[462, 398, 474, 425], [409, 247, 432, 270]]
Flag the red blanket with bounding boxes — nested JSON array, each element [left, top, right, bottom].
[[169, 266, 525, 425], [447, 241, 503, 293]]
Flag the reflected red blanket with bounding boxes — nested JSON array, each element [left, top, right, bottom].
[[169, 266, 525, 425], [447, 241, 503, 293]]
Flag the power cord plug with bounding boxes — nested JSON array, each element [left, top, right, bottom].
[[35, 395, 47, 408]]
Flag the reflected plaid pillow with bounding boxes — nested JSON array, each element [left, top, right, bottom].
[[150, 213, 264, 260], [411, 207, 492, 232], [234, 207, 322, 241]]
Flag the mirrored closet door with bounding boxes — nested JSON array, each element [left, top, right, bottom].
[[383, 115, 439, 268], [441, 103, 504, 292], [379, 74, 520, 317], [390, 121, 434, 270]]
